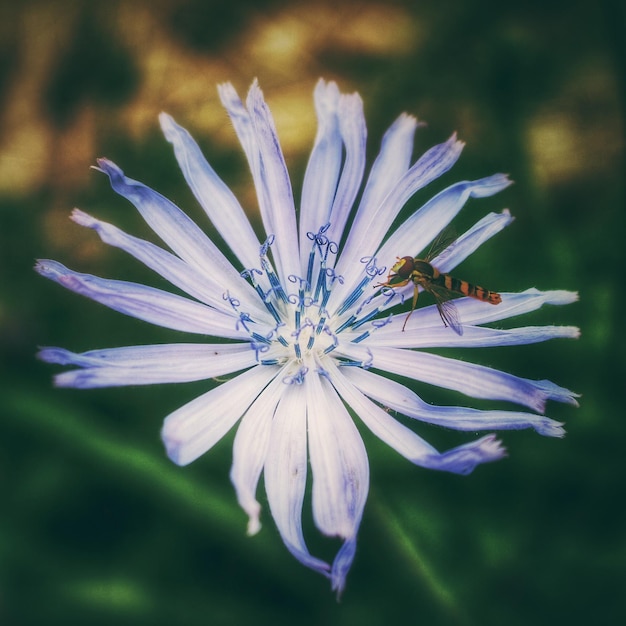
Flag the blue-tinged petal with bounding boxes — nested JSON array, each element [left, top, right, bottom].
[[306, 367, 369, 597], [375, 176, 513, 272], [95, 159, 249, 292], [436, 288, 579, 327], [330, 134, 465, 313], [218, 82, 259, 173], [371, 287, 579, 334], [337, 343, 579, 413], [71, 209, 269, 319], [306, 365, 369, 538], [159, 112, 263, 273], [35, 260, 247, 339], [264, 380, 331, 578], [323, 92, 367, 249], [343, 367, 566, 437], [357, 113, 418, 226], [326, 360, 505, 474], [162, 364, 279, 466], [331, 537, 357, 598], [432, 209, 514, 273], [245, 81, 301, 284], [363, 322, 580, 348], [230, 372, 288, 535], [38, 343, 256, 388], [299, 79, 342, 263]]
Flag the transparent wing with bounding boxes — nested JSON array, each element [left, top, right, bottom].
[[424, 227, 457, 264], [426, 283, 463, 335]]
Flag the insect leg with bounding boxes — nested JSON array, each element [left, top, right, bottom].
[[401, 277, 420, 331]]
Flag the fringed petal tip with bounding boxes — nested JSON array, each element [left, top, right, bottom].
[[34, 259, 65, 281], [537, 420, 566, 438], [429, 434, 507, 475]]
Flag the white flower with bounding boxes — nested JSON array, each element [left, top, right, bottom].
[[37, 79, 579, 595]]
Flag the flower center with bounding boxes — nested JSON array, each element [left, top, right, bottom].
[[231, 227, 398, 377]]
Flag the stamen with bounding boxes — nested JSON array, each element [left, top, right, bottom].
[[352, 331, 370, 343], [261, 257, 288, 304], [336, 276, 370, 316], [260, 358, 281, 365], [251, 332, 271, 344], [351, 307, 381, 330], [335, 315, 356, 334], [338, 349, 373, 369]]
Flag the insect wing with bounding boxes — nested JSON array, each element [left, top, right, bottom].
[[424, 228, 457, 264], [427, 283, 463, 335]]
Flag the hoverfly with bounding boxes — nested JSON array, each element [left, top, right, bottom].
[[377, 233, 501, 334]]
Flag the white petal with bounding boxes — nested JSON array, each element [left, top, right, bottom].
[[433, 209, 514, 273], [96, 159, 249, 292], [326, 359, 504, 474], [230, 372, 288, 535], [306, 367, 369, 538], [264, 380, 331, 577], [35, 260, 247, 338], [342, 367, 566, 437], [440, 288, 579, 326], [357, 113, 418, 228], [159, 112, 263, 273], [375, 177, 512, 272], [246, 82, 301, 283], [324, 92, 367, 248], [71, 209, 268, 319], [161, 365, 279, 466], [337, 343, 579, 413], [364, 322, 580, 348], [330, 135, 464, 314], [39, 343, 257, 388], [299, 79, 342, 264]]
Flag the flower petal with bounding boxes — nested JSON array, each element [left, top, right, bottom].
[[357, 113, 418, 229], [331, 134, 465, 313], [230, 372, 288, 535], [326, 360, 506, 474], [35, 260, 246, 338], [245, 81, 301, 283], [323, 92, 367, 248], [71, 209, 268, 319], [439, 288, 579, 327], [299, 79, 342, 261], [161, 364, 279, 466], [368, 287, 579, 336], [375, 176, 513, 272], [364, 322, 580, 348], [306, 367, 369, 596], [159, 112, 263, 272], [96, 159, 249, 291], [306, 367, 369, 538], [342, 367, 566, 437], [38, 343, 256, 388], [264, 380, 331, 578], [432, 209, 514, 273], [337, 343, 579, 413]]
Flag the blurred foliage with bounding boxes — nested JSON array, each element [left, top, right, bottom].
[[0, 0, 624, 624]]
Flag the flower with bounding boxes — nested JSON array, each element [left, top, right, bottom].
[[36, 79, 579, 595]]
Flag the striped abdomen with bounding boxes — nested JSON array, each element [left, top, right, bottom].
[[433, 271, 501, 304]]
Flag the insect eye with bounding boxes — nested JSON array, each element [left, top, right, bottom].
[[394, 256, 414, 277]]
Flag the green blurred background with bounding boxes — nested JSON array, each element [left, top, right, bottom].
[[1, 0, 623, 624]]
